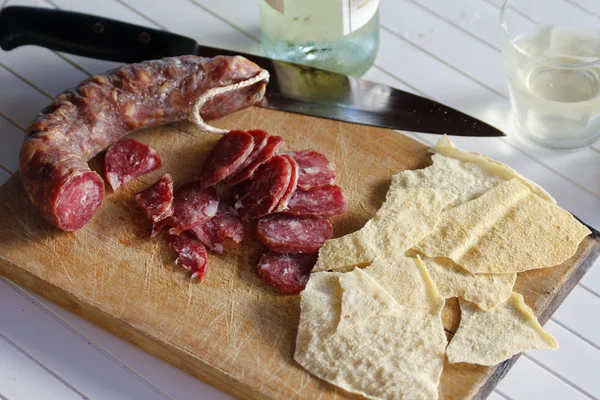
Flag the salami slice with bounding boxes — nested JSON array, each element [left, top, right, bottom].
[[169, 181, 219, 235], [235, 155, 292, 219], [135, 174, 174, 223], [282, 185, 347, 217], [257, 252, 318, 294], [191, 202, 245, 255], [151, 217, 171, 238], [272, 154, 298, 213], [256, 215, 332, 253], [226, 135, 284, 185], [224, 130, 269, 183], [104, 138, 162, 192], [199, 130, 254, 189], [287, 150, 336, 190], [232, 179, 252, 204], [167, 233, 209, 281]]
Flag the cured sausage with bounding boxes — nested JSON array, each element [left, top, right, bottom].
[[283, 185, 347, 217], [168, 181, 219, 235], [167, 232, 209, 281], [224, 129, 269, 183], [199, 130, 254, 189], [105, 138, 162, 192], [272, 154, 298, 213], [256, 215, 332, 253], [257, 252, 318, 294], [235, 155, 292, 219], [287, 150, 336, 190], [226, 135, 284, 185], [20, 55, 267, 231], [135, 174, 174, 224], [151, 217, 171, 238], [191, 202, 244, 255]]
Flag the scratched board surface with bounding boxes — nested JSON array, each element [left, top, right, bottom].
[[0, 107, 598, 400]]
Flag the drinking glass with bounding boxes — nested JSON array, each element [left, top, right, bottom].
[[501, 0, 600, 149]]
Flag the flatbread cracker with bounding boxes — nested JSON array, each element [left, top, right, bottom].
[[314, 188, 456, 272], [431, 136, 555, 203], [365, 256, 444, 313], [422, 257, 516, 311], [415, 179, 591, 274], [294, 272, 343, 360], [295, 268, 447, 400], [446, 293, 558, 366], [391, 153, 505, 208]]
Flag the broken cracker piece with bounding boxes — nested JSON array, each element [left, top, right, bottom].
[[446, 293, 558, 366], [415, 179, 590, 274], [314, 187, 456, 272]]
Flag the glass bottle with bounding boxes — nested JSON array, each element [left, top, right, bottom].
[[259, 0, 380, 76]]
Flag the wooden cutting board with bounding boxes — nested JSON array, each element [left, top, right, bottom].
[[0, 107, 599, 400]]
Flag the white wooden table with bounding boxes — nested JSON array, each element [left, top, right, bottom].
[[1, 1, 599, 399]]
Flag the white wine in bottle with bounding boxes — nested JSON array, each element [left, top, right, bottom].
[[260, 0, 379, 76]]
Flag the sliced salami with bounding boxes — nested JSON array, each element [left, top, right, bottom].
[[135, 174, 174, 223], [199, 130, 254, 189], [226, 135, 284, 185], [104, 138, 162, 192], [256, 215, 332, 253], [287, 150, 336, 190], [167, 233, 209, 281], [257, 252, 318, 294], [272, 154, 299, 213], [235, 155, 292, 219], [151, 217, 171, 238], [169, 181, 219, 235], [283, 185, 347, 217], [224, 130, 269, 183], [191, 202, 244, 255], [232, 179, 252, 204]]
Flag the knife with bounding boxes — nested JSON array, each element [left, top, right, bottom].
[[0, 6, 504, 137]]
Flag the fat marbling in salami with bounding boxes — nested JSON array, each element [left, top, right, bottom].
[[257, 252, 318, 294], [283, 185, 347, 217], [199, 130, 254, 189], [192, 202, 244, 255], [256, 215, 332, 253], [287, 150, 335, 190], [168, 232, 209, 281], [168, 181, 219, 235], [226, 135, 284, 185], [235, 155, 292, 219], [105, 138, 161, 192], [135, 173, 174, 224]]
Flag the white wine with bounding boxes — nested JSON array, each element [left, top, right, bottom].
[[504, 26, 600, 149], [260, 0, 379, 76]]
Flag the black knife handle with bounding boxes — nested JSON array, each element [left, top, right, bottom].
[[0, 6, 199, 63]]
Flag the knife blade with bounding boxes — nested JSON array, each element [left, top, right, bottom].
[[0, 6, 504, 137]]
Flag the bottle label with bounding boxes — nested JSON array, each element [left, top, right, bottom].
[[263, 0, 378, 38], [343, 0, 379, 35]]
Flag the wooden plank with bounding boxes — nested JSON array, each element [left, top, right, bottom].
[[0, 334, 84, 400], [496, 357, 589, 400], [0, 65, 50, 128], [16, 284, 233, 400], [528, 321, 600, 398], [0, 107, 598, 399], [0, 279, 173, 400], [0, 116, 25, 173]]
